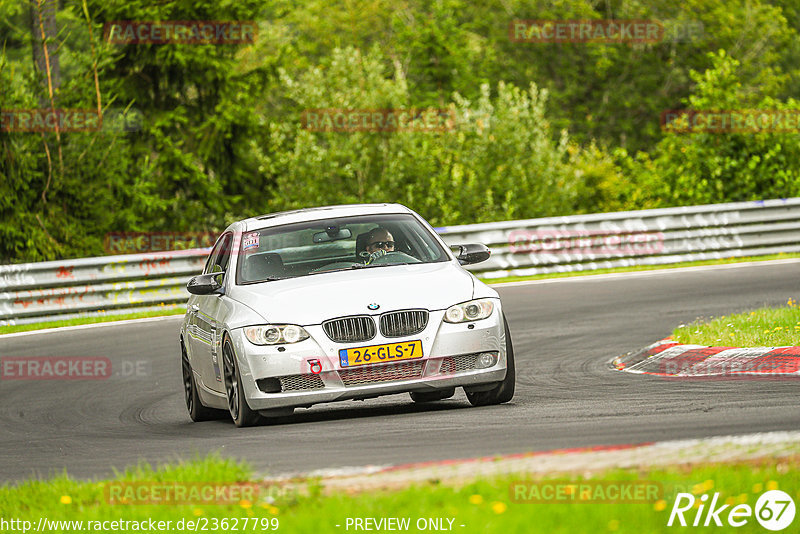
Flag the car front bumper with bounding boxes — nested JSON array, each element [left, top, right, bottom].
[[229, 307, 508, 411]]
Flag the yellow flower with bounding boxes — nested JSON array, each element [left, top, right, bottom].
[[60, 495, 72, 505], [654, 500, 667, 511], [239, 499, 252, 509], [491, 502, 507, 514], [767, 481, 778, 491], [193, 509, 204, 517], [608, 519, 620, 531], [691, 483, 704, 495], [468, 494, 483, 505], [752, 483, 763, 493], [703, 480, 714, 491]]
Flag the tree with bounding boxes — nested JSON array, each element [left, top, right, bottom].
[[636, 50, 800, 206]]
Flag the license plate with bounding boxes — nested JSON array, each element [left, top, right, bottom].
[[339, 340, 423, 368]]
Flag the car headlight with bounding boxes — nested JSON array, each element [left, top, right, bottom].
[[444, 299, 495, 323], [243, 325, 310, 345]]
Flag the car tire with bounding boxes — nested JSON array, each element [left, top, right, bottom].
[[410, 388, 455, 403], [465, 315, 516, 407], [222, 337, 264, 427], [181, 341, 227, 422]]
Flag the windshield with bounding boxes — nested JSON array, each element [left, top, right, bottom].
[[236, 213, 449, 284]]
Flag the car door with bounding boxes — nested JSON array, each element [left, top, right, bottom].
[[185, 242, 219, 380], [190, 233, 232, 393]]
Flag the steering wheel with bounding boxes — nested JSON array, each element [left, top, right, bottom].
[[369, 251, 421, 264]]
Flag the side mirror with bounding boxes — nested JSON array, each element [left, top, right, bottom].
[[454, 243, 491, 265], [186, 273, 224, 295]]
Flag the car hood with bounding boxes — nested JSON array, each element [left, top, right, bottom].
[[229, 262, 475, 325]]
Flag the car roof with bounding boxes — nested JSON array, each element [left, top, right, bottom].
[[242, 203, 414, 232]]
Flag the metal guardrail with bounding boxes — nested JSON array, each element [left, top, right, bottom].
[[2, 198, 799, 325], [0, 251, 207, 325], [435, 197, 800, 278]]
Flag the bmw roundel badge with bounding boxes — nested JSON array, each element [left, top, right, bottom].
[[367, 303, 380, 310]]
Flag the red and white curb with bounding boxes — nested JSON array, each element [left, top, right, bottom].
[[612, 338, 800, 377]]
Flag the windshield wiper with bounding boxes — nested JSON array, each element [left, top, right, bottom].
[[330, 264, 368, 272], [364, 262, 413, 268], [309, 263, 367, 275]]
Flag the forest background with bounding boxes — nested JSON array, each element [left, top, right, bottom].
[[2, 0, 799, 262]]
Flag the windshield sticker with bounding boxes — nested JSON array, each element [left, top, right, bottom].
[[242, 232, 259, 252]]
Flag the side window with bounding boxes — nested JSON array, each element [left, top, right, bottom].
[[203, 233, 233, 274], [214, 234, 233, 273], [203, 241, 221, 274]]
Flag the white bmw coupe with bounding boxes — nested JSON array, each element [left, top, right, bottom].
[[180, 203, 515, 426]]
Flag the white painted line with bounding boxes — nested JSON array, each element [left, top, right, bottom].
[[488, 258, 800, 288], [0, 314, 184, 339], [650, 429, 800, 450]]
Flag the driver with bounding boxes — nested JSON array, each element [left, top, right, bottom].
[[365, 228, 395, 263]]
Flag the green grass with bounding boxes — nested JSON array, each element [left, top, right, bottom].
[[673, 300, 800, 347], [1, 455, 799, 533], [0, 307, 186, 335]]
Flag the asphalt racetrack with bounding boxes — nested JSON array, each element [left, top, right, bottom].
[[2, 260, 799, 482]]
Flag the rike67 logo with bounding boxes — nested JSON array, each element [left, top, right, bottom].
[[668, 490, 795, 530]]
